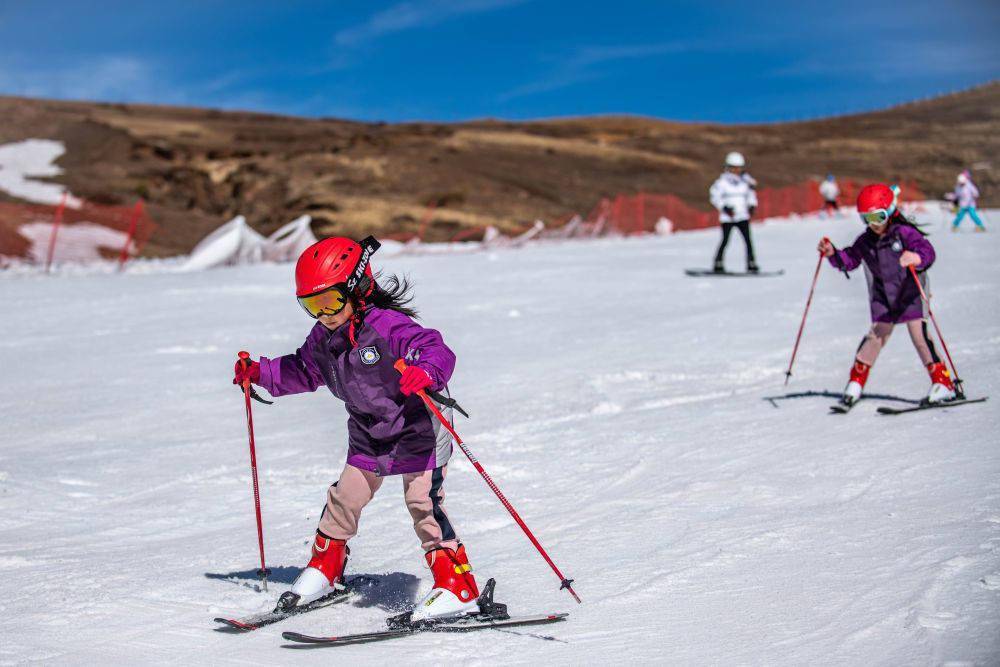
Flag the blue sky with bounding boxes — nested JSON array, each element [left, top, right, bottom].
[[0, 1, 996, 123]]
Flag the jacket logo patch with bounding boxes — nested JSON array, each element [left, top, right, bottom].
[[891, 240, 903, 252], [359, 346, 380, 365]]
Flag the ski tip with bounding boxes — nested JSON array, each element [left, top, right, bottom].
[[214, 618, 257, 631], [282, 631, 339, 644]]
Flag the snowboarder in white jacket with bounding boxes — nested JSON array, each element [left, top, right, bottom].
[[710, 151, 758, 273]]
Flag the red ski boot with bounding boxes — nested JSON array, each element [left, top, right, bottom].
[[279, 532, 349, 610], [925, 362, 956, 404], [410, 544, 480, 622], [840, 360, 870, 407]]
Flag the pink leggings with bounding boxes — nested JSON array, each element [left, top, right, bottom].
[[317, 463, 459, 552], [855, 320, 939, 367]]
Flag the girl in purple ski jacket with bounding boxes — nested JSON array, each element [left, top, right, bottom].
[[818, 184, 956, 407], [232, 236, 481, 622]]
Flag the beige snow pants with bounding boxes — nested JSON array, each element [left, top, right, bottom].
[[855, 320, 939, 367], [317, 463, 459, 552]]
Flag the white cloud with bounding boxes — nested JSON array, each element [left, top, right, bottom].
[[771, 39, 1000, 81], [0, 56, 319, 116], [334, 0, 527, 47], [0, 55, 158, 102], [498, 40, 697, 102]]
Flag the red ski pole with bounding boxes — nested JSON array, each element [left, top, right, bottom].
[[785, 241, 827, 385], [394, 360, 581, 604], [908, 266, 965, 398], [237, 351, 271, 591]]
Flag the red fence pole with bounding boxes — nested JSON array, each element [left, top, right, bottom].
[[118, 200, 144, 271], [44, 193, 68, 273], [416, 201, 437, 242], [636, 191, 645, 234]]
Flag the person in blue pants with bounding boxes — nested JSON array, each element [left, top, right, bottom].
[[952, 172, 986, 231]]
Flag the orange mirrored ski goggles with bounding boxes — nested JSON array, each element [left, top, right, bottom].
[[297, 285, 348, 319]]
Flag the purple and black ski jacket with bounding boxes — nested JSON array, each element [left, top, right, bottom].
[[258, 307, 456, 476], [828, 220, 935, 324]]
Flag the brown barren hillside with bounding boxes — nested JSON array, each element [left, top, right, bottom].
[[0, 82, 996, 256]]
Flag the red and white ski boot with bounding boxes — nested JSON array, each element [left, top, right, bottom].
[[925, 362, 956, 404], [840, 360, 870, 407], [410, 544, 480, 623], [278, 532, 348, 610]]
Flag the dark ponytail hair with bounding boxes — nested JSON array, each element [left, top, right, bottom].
[[889, 210, 929, 237], [357, 272, 419, 319]]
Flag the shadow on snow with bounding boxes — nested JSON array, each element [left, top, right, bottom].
[[205, 568, 422, 612], [762, 389, 921, 408]]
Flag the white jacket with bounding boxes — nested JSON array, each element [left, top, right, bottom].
[[819, 180, 839, 201], [954, 181, 979, 208], [709, 172, 758, 223]]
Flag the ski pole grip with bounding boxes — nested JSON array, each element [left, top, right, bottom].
[[237, 351, 251, 389], [394, 359, 408, 374]]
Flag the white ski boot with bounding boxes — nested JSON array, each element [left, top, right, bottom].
[[839, 360, 870, 407], [277, 533, 348, 610], [409, 544, 480, 623], [924, 362, 956, 404]]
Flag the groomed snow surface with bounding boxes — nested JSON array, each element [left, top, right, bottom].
[[1, 205, 998, 665]]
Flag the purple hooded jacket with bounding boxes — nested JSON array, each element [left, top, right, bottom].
[[258, 307, 456, 476], [828, 218, 935, 323]]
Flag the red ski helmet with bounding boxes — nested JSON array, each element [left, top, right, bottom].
[[856, 183, 897, 214], [294, 235, 380, 298], [856, 183, 899, 228]]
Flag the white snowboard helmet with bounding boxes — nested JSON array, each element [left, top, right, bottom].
[[725, 151, 746, 168]]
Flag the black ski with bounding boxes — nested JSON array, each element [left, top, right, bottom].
[[281, 613, 569, 647], [829, 400, 855, 414], [281, 578, 566, 647], [876, 397, 987, 415], [684, 269, 785, 277], [214, 581, 357, 632]]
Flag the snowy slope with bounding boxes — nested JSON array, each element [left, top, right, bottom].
[[1, 205, 998, 665]]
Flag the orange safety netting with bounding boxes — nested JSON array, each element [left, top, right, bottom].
[[596, 179, 927, 235], [0, 198, 155, 269]]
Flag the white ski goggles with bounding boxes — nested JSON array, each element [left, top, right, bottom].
[[859, 205, 896, 227]]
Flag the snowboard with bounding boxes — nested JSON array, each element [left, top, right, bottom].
[[684, 269, 784, 277]]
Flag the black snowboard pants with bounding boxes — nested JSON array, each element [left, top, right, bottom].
[[714, 219, 756, 266]]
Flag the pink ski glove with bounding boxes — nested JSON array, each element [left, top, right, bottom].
[[399, 365, 434, 396], [899, 250, 922, 268], [233, 358, 261, 387]]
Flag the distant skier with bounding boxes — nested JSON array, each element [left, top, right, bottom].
[[710, 151, 758, 273], [951, 171, 986, 232], [819, 174, 839, 215], [818, 183, 956, 408], [232, 236, 480, 622]]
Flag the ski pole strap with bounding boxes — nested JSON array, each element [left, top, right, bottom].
[[392, 359, 469, 418], [827, 239, 850, 280], [426, 389, 470, 418], [237, 351, 274, 405], [248, 387, 274, 405]]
